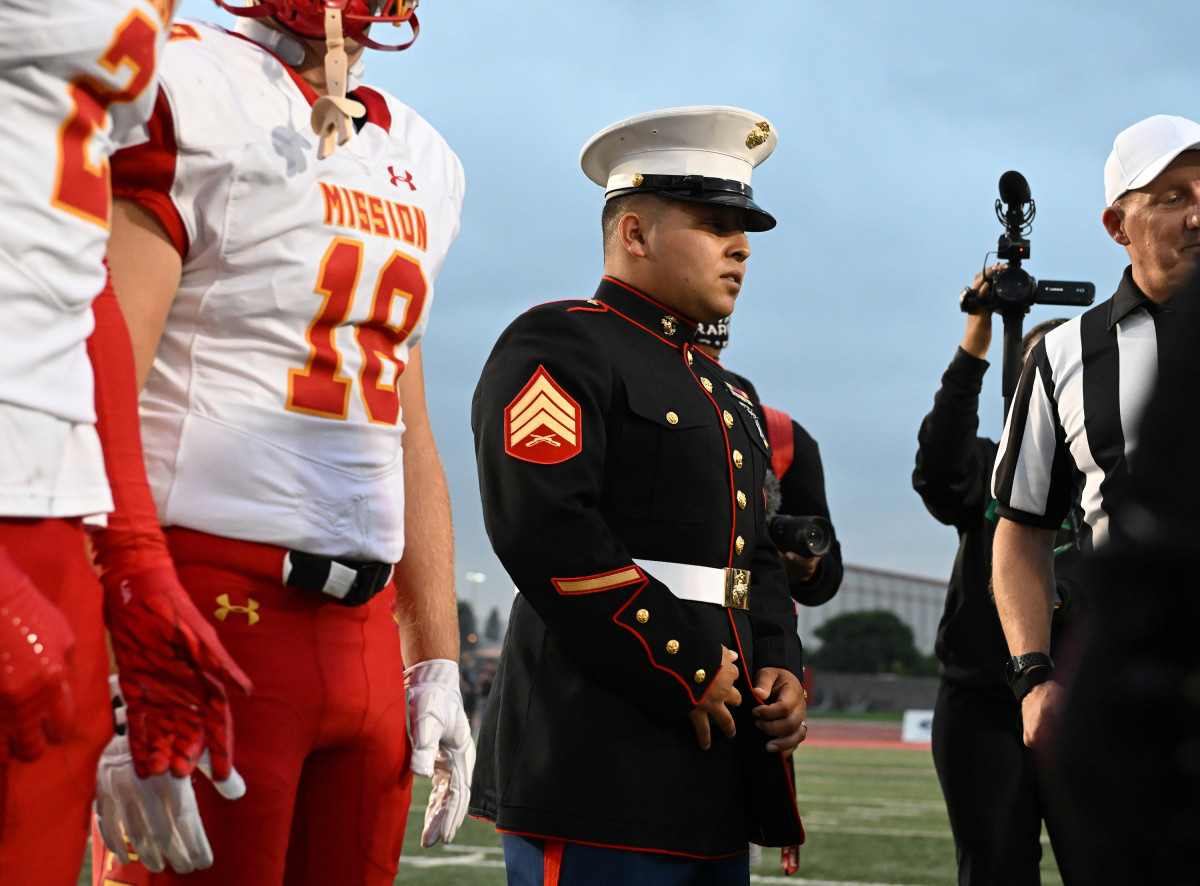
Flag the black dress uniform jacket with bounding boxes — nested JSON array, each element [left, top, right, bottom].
[[469, 276, 805, 857]]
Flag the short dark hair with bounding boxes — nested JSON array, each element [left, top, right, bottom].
[[601, 192, 666, 255], [1022, 317, 1068, 358]]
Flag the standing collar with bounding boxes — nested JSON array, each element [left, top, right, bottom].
[[1108, 265, 1156, 329], [593, 276, 699, 349]]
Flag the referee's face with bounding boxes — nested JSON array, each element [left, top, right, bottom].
[[1105, 151, 1200, 303]]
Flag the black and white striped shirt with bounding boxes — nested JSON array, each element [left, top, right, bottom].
[[991, 267, 1165, 551]]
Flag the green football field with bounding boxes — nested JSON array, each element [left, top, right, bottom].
[[82, 737, 1065, 886]]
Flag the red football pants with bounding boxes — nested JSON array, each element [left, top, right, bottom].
[[0, 518, 109, 885], [94, 528, 412, 886]]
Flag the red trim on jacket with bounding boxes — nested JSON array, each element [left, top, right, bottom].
[[610, 584, 709, 706], [111, 88, 187, 257], [494, 828, 749, 861]]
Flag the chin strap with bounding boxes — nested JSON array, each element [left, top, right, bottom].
[[310, 7, 366, 160]]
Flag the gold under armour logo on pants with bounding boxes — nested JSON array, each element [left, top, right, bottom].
[[214, 594, 260, 625]]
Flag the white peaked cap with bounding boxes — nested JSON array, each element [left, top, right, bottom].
[[580, 106, 779, 231]]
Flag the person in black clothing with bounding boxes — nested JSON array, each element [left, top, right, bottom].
[[693, 321, 843, 608], [912, 265, 1083, 886]]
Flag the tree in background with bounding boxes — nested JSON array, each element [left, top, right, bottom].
[[458, 600, 478, 650], [808, 610, 935, 675], [484, 607, 502, 643]]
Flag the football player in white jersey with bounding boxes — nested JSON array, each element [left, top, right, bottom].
[[0, 2, 251, 884], [91, 2, 474, 883]]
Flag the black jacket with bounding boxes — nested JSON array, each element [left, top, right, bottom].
[[913, 347, 1080, 688], [469, 277, 805, 856]]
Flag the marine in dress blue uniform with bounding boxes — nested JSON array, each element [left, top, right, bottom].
[[470, 107, 808, 886]]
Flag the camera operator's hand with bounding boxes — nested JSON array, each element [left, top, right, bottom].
[[687, 645, 741, 750], [781, 551, 820, 584], [962, 263, 1006, 358]]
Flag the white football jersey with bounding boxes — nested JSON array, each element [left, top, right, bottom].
[[0, 0, 173, 517], [114, 21, 464, 563]]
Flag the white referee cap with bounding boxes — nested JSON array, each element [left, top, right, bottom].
[[580, 106, 779, 231], [1104, 114, 1200, 205]]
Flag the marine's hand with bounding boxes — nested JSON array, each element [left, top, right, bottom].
[[1020, 679, 1064, 748], [103, 566, 251, 781], [405, 659, 475, 847], [752, 667, 808, 754], [688, 645, 741, 750], [0, 549, 74, 762]]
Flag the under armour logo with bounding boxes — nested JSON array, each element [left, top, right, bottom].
[[214, 594, 260, 625], [525, 434, 561, 447], [388, 166, 416, 190]]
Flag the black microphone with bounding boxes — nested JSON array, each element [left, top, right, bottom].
[[999, 170, 1031, 207]]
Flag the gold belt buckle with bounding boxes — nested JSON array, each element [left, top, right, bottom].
[[723, 568, 750, 609]]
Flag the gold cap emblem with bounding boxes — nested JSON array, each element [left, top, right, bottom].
[[746, 121, 770, 149], [632, 172, 644, 186]]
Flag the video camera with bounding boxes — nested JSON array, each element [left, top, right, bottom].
[[959, 171, 1095, 317], [768, 515, 835, 559]]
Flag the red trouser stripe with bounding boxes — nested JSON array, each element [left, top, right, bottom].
[[544, 839, 565, 886]]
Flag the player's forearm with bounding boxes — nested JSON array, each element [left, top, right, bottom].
[[394, 421, 459, 666], [991, 518, 1057, 655]]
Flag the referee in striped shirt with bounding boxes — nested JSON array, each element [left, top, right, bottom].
[[990, 114, 1200, 750]]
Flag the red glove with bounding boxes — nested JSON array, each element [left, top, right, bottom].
[[102, 567, 250, 780], [89, 279, 250, 780], [0, 548, 75, 761]]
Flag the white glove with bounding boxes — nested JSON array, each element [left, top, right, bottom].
[[404, 658, 475, 847], [94, 677, 245, 873]]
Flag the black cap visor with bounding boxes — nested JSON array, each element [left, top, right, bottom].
[[606, 174, 776, 232]]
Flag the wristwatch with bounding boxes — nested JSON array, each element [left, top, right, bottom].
[[1005, 652, 1053, 702]]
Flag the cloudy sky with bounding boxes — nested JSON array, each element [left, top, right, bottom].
[[178, 0, 1194, 617]]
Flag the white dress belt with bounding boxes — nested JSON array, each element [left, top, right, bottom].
[[633, 558, 750, 610]]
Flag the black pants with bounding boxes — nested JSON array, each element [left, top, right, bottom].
[[932, 680, 1088, 886]]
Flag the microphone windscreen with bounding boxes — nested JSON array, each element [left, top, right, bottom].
[[999, 170, 1031, 205]]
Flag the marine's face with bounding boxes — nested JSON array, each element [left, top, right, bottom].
[[1106, 151, 1200, 302], [640, 201, 751, 324]]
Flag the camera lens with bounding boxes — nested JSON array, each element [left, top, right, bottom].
[[768, 515, 834, 558]]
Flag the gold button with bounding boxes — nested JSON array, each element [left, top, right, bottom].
[[723, 410, 734, 428], [733, 450, 743, 469], [686, 351, 694, 365], [661, 316, 677, 336], [666, 411, 679, 425], [636, 609, 649, 624], [666, 640, 680, 654], [701, 377, 713, 393], [735, 536, 745, 554], [737, 491, 747, 509], [694, 669, 706, 683]]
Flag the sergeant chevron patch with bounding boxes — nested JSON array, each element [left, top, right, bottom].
[[504, 365, 582, 464]]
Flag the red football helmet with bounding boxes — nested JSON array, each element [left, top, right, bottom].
[[212, 0, 419, 51]]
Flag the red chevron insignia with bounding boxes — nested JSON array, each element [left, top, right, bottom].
[[504, 366, 582, 464]]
